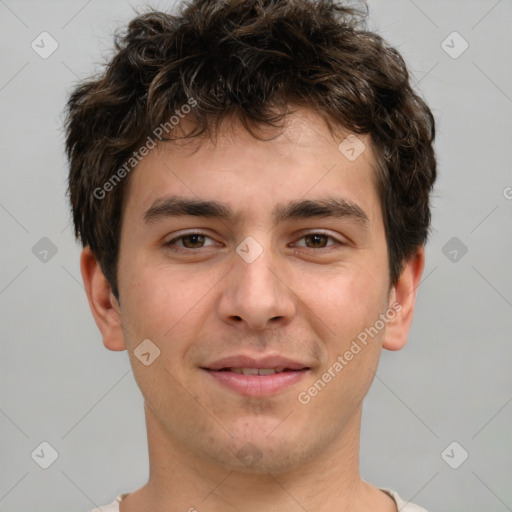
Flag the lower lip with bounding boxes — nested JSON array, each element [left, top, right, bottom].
[[203, 369, 308, 397]]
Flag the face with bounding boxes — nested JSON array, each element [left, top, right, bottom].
[[89, 108, 416, 474]]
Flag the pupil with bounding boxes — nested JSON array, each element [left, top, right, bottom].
[[184, 234, 204, 248], [307, 234, 326, 248]]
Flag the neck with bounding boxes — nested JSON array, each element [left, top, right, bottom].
[[119, 401, 395, 512]]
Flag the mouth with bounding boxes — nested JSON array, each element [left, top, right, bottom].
[[215, 367, 302, 375], [201, 356, 310, 397]]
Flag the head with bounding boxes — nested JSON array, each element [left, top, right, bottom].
[[66, 0, 436, 474]]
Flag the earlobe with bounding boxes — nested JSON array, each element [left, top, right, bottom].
[[382, 247, 425, 351], [80, 246, 126, 351]]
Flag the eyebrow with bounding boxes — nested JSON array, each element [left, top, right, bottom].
[[143, 195, 369, 228]]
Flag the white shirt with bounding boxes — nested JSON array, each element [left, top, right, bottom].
[[90, 488, 429, 511]]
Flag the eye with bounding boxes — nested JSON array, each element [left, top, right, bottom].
[[293, 232, 342, 249], [164, 232, 218, 250], [163, 231, 344, 252]]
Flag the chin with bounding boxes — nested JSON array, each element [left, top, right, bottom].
[[197, 429, 315, 475]]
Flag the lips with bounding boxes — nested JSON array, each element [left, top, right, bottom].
[[201, 355, 310, 397]]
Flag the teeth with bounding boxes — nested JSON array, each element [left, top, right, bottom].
[[258, 368, 276, 375], [242, 368, 259, 375], [229, 368, 287, 375]]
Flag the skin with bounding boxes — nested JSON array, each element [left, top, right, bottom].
[[81, 108, 425, 512]]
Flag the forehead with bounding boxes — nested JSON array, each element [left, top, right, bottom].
[[121, 108, 381, 228]]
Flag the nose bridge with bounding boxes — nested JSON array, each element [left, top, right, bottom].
[[219, 235, 295, 330], [239, 248, 279, 300]]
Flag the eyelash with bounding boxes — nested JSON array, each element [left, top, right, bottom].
[[164, 231, 345, 252]]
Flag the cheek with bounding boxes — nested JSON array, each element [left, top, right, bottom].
[[298, 269, 387, 412], [120, 263, 216, 361], [298, 262, 387, 340], [298, 265, 389, 403]]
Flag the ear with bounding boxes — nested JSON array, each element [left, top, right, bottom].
[[382, 246, 425, 351], [80, 246, 126, 351]]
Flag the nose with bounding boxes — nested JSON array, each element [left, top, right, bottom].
[[216, 241, 297, 332]]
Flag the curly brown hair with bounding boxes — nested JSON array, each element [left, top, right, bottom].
[[65, 0, 437, 301]]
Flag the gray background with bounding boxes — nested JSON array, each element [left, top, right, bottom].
[[0, 0, 511, 511]]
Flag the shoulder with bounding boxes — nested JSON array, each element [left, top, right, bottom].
[[380, 488, 429, 512], [89, 493, 127, 512]]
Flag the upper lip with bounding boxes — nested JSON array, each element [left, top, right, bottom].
[[203, 354, 310, 371]]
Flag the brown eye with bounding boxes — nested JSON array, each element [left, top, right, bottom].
[[304, 234, 329, 248], [180, 234, 206, 248], [294, 232, 340, 249], [165, 233, 217, 250]]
